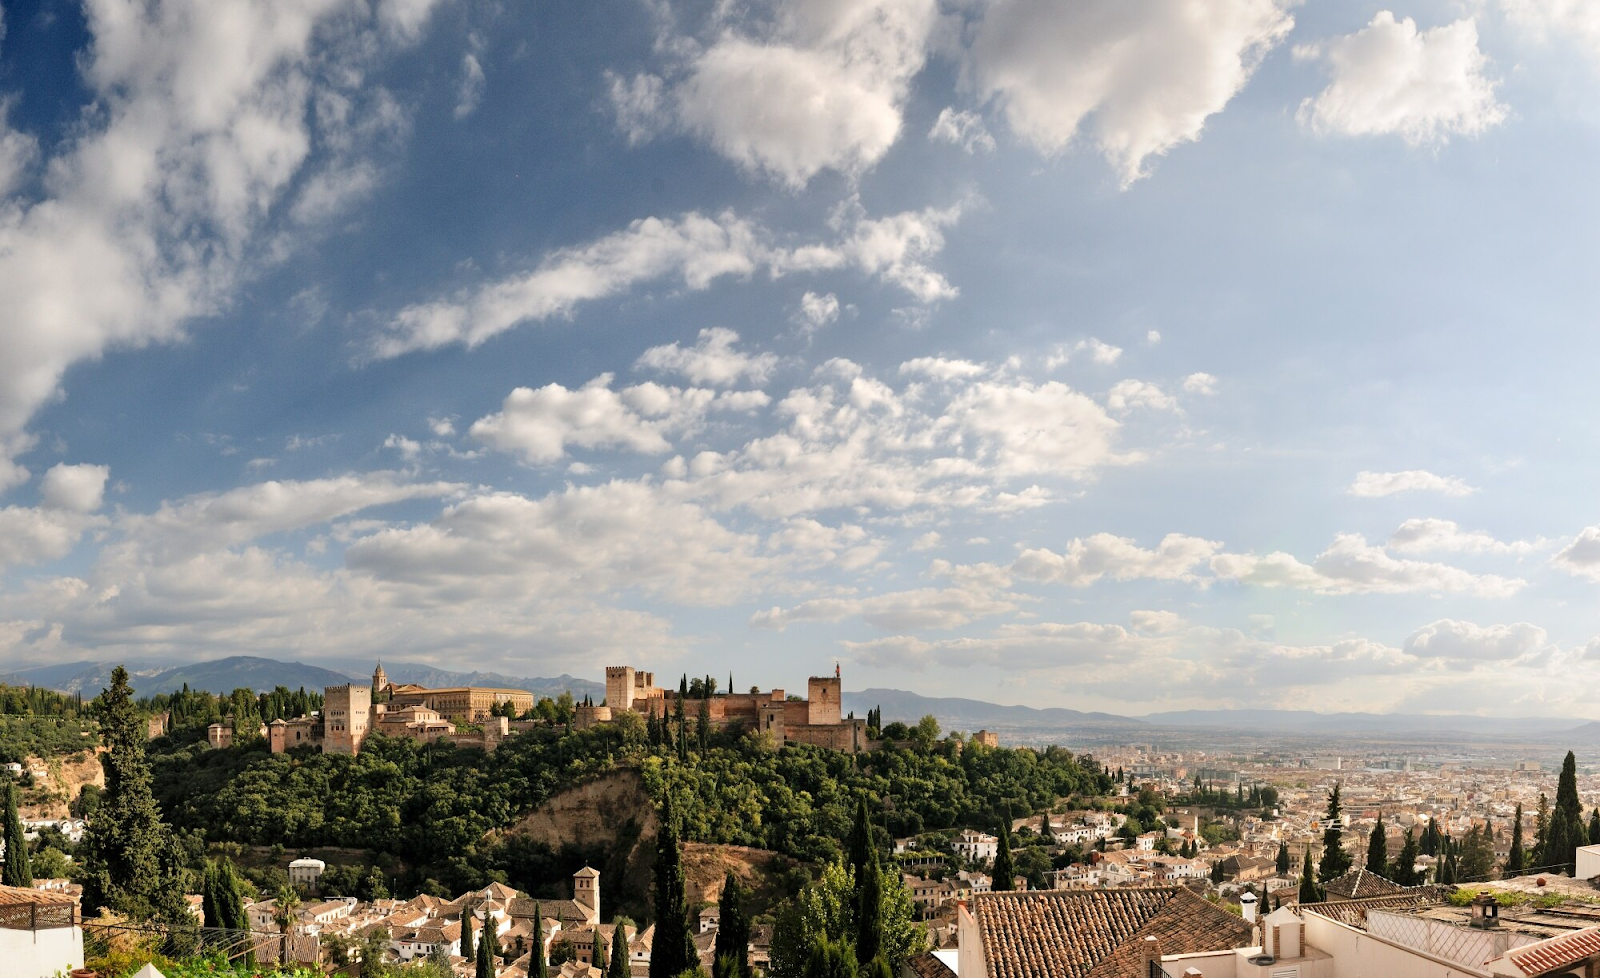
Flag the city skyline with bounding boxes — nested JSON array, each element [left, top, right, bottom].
[[2, 0, 1600, 716]]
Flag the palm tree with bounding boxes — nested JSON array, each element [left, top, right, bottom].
[[273, 886, 302, 964]]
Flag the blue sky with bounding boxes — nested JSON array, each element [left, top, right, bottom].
[[2, 0, 1599, 715]]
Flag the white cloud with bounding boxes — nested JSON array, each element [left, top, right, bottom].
[[0, 97, 38, 198], [948, 379, 1132, 477], [910, 531, 942, 551], [636, 327, 778, 386], [1146, 330, 1162, 345], [469, 374, 768, 465], [969, 0, 1294, 184], [1106, 379, 1177, 413], [1182, 372, 1217, 395], [1500, 1, 1600, 65], [122, 472, 460, 558], [671, 0, 940, 186], [384, 434, 423, 461], [751, 583, 1017, 632], [605, 71, 667, 145], [1211, 532, 1524, 597], [1554, 527, 1600, 581], [454, 53, 486, 119], [928, 107, 995, 153], [1013, 533, 1221, 586], [1348, 469, 1476, 498], [0, 0, 439, 489], [797, 291, 841, 333], [1296, 13, 1506, 145], [374, 202, 963, 357], [898, 357, 987, 380], [39, 464, 110, 513], [1387, 518, 1540, 556], [1404, 618, 1550, 665]]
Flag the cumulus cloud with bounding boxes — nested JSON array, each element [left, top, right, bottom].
[[1106, 379, 1178, 413], [1211, 533, 1524, 597], [1295, 13, 1506, 145], [636, 328, 778, 386], [929, 107, 995, 152], [671, 0, 940, 186], [1554, 527, 1600, 581], [1013, 533, 1221, 586], [899, 357, 987, 380], [0, 0, 441, 489], [1348, 469, 1476, 497], [40, 464, 111, 513], [751, 583, 1017, 632], [1182, 372, 1217, 395], [469, 374, 769, 464], [1500, 0, 1600, 65], [969, 0, 1294, 184], [374, 201, 963, 357], [1404, 618, 1550, 666], [606, 71, 667, 145], [796, 291, 841, 333], [1387, 518, 1541, 556]]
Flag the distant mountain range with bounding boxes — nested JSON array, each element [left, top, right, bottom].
[[843, 688, 1135, 734], [0, 655, 604, 701]]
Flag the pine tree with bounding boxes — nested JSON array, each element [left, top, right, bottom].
[[650, 792, 697, 978], [1298, 848, 1322, 904], [991, 820, 1015, 892], [1391, 829, 1421, 887], [609, 921, 630, 978], [1318, 783, 1352, 882], [1276, 841, 1290, 876], [80, 665, 188, 922], [1366, 813, 1388, 877], [1508, 804, 1526, 877], [3, 780, 32, 888]]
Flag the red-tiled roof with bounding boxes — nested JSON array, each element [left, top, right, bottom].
[[1321, 868, 1403, 900], [972, 886, 1253, 978], [1507, 926, 1600, 976]]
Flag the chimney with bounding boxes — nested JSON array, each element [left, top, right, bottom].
[[1469, 892, 1499, 929], [1240, 889, 1258, 924], [1141, 936, 1162, 972]]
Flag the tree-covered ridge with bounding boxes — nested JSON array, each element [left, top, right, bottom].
[[147, 714, 1108, 894]]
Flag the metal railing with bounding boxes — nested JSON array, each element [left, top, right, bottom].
[[82, 919, 294, 964]]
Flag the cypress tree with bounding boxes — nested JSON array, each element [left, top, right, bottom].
[[1276, 841, 1290, 876], [698, 690, 712, 751], [1591, 808, 1600, 846], [609, 921, 630, 978], [1508, 804, 1526, 876], [463, 911, 476, 964], [1298, 848, 1322, 904], [80, 665, 187, 921], [3, 780, 32, 888], [713, 872, 750, 978], [991, 821, 1015, 892], [847, 799, 874, 882], [1391, 829, 1420, 887], [532, 903, 547, 978], [1551, 751, 1583, 875], [805, 935, 859, 978], [1533, 794, 1550, 867], [594, 926, 607, 973], [1317, 784, 1352, 881], [1366, 813, 1387, 876], [857, 850, 885, 963], [650, 792, 696, 978], [476, 919, 495, 978]]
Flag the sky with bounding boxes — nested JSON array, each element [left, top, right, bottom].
[[1, 0, 1600, 716]]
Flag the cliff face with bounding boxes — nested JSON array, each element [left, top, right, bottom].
[[20, 748, 104, 819], [498, 767, 804, 918]]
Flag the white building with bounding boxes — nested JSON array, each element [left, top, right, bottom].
[[0, 884, 83, 978], [288, 857, 327, 888], [953, 830, 999, 865]]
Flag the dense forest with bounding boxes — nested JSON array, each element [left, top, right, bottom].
[[145, 712, 1110, 905]]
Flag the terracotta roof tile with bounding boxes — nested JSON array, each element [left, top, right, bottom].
[[1300, 886, 1452, 928], [972, 886, 1252, 978], [1507, 926, 1600, 975], [1321, 868, 1404, 900]]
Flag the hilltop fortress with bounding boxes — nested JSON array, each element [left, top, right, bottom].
[[577, 664, 870, 752], [253, 662, 869, 756]]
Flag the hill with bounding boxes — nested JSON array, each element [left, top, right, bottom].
[[1139, 708, 1584, 738], [844, 687, 1141, 737], [373, 664, 604, 701]]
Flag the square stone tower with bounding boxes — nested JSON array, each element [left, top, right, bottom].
[[324, 684, 371, 755], [807, 673, 842, 726], [573, 865, 600, 924], [605, 667, 638, 711]]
